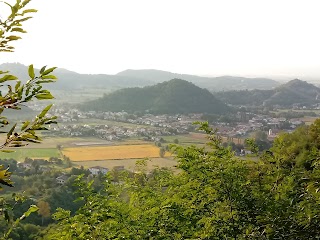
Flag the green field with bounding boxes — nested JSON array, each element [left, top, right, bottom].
[[74, 157, 177, 171], [0, 148, 60, 161], [161, 133, 208, 145], [0, 132, 208, 164]]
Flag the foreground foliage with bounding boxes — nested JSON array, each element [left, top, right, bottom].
[[0, 1, 57, 238], [41, 121, 320, 239]]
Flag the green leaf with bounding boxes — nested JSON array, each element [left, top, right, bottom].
[[21, 121, 30, 131], [17, 85, 24, 98], [0, 169, 13, 186], [35, 93, 54, 100], [24, 138, 41, 144], [25, 205, 39, 217], [26, 129, 35, 135], [38, 104, 53, 118], [41, 75, 57, 80], [15, 80, 21, 91], [22, 9, 37, 14], [40, 65, 47, 74], [35, 80, 55, 84], [22, 0, 31, 7], [11, 27, 27, 33], [0, 150, 14, 153], [6, 35, 21, 41], [4, 209, 10, 222], [0, 74, 18, 82], [19, 205, 39, 221], [41, 67, 57, 76], [13, 16, 32, 23], [7, 123, 17, 138], [28, 64, 35, 79]]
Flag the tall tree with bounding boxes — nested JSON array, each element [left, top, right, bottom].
[[37, 201, 50, 226]]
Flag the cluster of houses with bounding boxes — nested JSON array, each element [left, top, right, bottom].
[[215, 113, 305, 140], [30, 103, 311, 144], [43, 109, 202, 140], [18, 159, 112, 185], [56, 166, 110, 185]]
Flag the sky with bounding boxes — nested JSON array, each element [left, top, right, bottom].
[[1, 0, 320, 80]]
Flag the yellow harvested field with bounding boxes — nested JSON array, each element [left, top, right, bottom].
[[62, 144, 171, 161]]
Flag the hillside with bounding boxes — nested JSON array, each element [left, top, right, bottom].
[[214, 79, 320, 107], [264, 79, 320, 106], [117, 69, 280, 91], [0, 63, 279, 93], [214, 89, 274, 106], [80, 79, 230, 114], [0, 63, 153, 90]]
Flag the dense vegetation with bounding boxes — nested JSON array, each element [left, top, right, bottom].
[[215, 79, 320, 107], [33, 120, 320, 239], [80, 79, 230, 114], [0, 1, 59, 238], [214, 89, 274, 106]]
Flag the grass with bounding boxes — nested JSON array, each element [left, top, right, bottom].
[[0, 148, 60, 161], [63, 144, 171, 161], [161, 133, 208, 145], [160, 133, 245, 145], [74, 157, 177, 171]]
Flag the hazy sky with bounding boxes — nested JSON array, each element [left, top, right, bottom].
[[1, 0, 320, 79]]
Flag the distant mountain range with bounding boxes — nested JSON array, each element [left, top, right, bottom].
[[0, 63, 280, 92], [0, 63, 152, 90], [215, 79, 320, 107], [117, 69, 280, 91], [80, 79, 230, 114], [0, 63, 320, 109]]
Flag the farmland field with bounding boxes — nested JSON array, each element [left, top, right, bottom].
[[74, 157, 177, 171], [62, 144, 171, 161], [0, 148, 60, 161], [161, 133, 244, 145], [300, 116, 319, 125], [161, 133, 207, 145]]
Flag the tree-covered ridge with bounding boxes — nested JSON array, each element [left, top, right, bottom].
[[214, 79, 320, 107], [214, 89, 274, 106], [80, 79, 230, 114], [264, 79, 320, 106], [40, 120, 320, 239]]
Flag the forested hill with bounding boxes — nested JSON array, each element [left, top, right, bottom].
[[214, 79, 320, 107], [79, 79, 230, 114], [264, 79, 320, 106]]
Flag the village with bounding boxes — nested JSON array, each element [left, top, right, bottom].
[[31, 103, 310, 143]]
